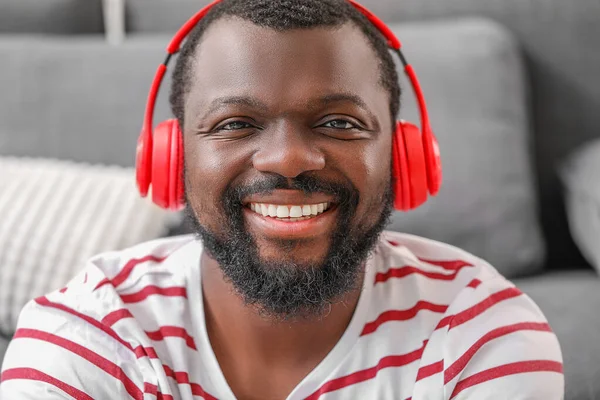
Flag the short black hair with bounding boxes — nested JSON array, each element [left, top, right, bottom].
[[169, 0, 400, 130]]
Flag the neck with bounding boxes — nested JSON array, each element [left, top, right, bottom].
[[200, 251, 364, 369]]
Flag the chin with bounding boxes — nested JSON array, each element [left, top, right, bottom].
[[256, 239, 330, 268]]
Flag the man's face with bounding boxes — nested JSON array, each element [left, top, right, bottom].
[[183, 18, 394, 318]]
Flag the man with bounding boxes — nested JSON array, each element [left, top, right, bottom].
[[0, 0, 564, 399]]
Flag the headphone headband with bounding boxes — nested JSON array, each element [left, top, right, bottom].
[[141, 0, 433, 145]]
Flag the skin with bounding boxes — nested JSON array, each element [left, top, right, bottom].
[[183, 18, 393, 400]]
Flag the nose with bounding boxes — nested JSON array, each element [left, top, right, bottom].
[[252, 123, 326, 178]]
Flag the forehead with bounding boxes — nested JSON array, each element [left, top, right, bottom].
[[183, 18, 387, 123]]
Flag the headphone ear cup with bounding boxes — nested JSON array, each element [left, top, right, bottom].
[[392, 122, 411, 211], [151, 120, 178, 209], [423, 129, 443, 196], [401, 121, 428, 209]]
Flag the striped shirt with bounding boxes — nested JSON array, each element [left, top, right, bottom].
[[0, 231, 564, 399]]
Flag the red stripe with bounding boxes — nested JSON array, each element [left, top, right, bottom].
[[418, 258, 473, 270], [374, 264, 472, 285], [146, 326, 197, 350], [144, 382, 174, 400], [59, 287, 67, 293], [35, 296, 135, 351], [163, 365, 218, 400], [94, 278, 111, 291], [102, 308, 134, 326], [305, 341, 427, 400], [93, 255, 167, 291], [83, 273, 88, 284], [134, 345, 159, 359], [14, 328, 143, 399], [120, 286, 187, 304], [467, 278, 482, 288], [34, 296, 215, 400], [361, 301, 448, 336], [434, 287, 522, 331], [449, 360, 563, 399], [111, 255, 167, 288], [416, 360, 444, 381], [444, 322, 552, 384], [1, 367, 95, 400], [383, 241, 472, 271]]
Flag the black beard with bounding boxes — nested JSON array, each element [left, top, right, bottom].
[[185, 173, 394, 321]]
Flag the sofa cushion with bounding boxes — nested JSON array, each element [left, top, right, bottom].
[[0, 157, 176, 336], [385, 19, 544, 277], [0, 36, 172, 167], [0, 0, 103, 34], [514, 270, 600, 400], [561, 139, 600, 272], [125, 0, 207, 32]]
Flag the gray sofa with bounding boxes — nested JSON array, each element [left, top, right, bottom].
[[1, 1, 599, 399]]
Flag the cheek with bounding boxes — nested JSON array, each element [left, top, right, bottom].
[[352, 135, 393, 221], [183, 138, 245, 225]]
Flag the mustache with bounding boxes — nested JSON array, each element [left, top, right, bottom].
[[223, 173, 359, 210]]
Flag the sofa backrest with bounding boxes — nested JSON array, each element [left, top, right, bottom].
[[0, 0, 104, 34], [126, 0, 600, 268], [0, 37, 172, 167]]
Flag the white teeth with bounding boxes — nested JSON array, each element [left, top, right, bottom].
[[248, 202, 333, 219], [268, 204, 278, 217], [276, 205, 290, 218], [289, 206, 303, 218]]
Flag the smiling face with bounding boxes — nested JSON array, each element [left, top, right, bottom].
[[183, 18, 394, 318]]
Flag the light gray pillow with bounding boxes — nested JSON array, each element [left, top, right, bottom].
[[561, 139, 600, 272], [386, 18, 545, 277], [0, 157, 177, 336]]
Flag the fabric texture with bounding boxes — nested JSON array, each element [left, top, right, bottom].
[[0, 157, 175, 336], [0, 0, 103, 34], [0, 232, 563, 399], [123, 0, 600, 269], [0, 36, 172, 168], [514, 270, 600, 400], [385, 19, 544, 277], [560, 139, 600, 272]]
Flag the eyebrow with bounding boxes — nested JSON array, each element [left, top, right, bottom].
[[200, 96, 269, 120], [313, 93, 369, 110], [312, 93, 378, 126]]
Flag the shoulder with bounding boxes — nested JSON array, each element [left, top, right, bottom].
[[377, 231, 500, 277], [370, 231, 502, 309], [0, 235, 200, 399], [434, 276, 564, 399], [373, 232, 564, 398]]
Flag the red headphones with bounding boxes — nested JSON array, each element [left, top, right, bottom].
[[136, 0, 442, 211]]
